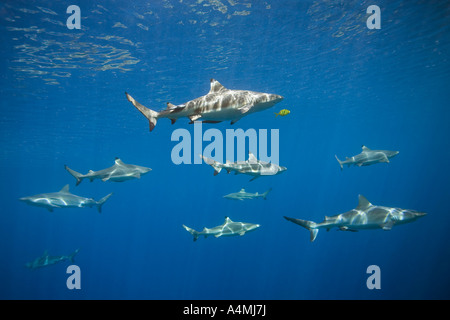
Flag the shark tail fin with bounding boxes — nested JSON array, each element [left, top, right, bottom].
[[200, 154, 222, 175], [284, 216, 319, 242], [64, 165, 84, 186], [125, 92, 159, 132], [97, 193, 113, 213], [183, 225, 199, 242], [69, 248, 80, 263], [262, 188, 272, 200], [335, 155, 344, 170]]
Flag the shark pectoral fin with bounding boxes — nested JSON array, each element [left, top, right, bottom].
[[382, 154, 390, 163], [102, 176, 110, 182], [167, 102, 178, 110], [230, 119, 240, 125], [47, 204, 61, 212], [132, 172, 141, 179], [170, 118, 177, 125], [238, 231, 245, 236], [214, 233, 222, 238], [381, 221, 394, 230], [238, 104, 252, 114], [189, 114, 202, 124]]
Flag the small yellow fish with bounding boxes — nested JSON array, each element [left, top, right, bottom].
[[275, 109, 290, 117]]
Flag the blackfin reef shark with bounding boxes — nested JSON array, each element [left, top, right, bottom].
[[335, 145, 399, 170], [65, 158, 151, 186], [19, 185, 112, 213], [200, 152, 286, 181], [223, 188, 272, 201], [183, 217, 260, 241], [25, 249, 80, 269], [284, 195, 426, 242], [125, 79, 283, 131]]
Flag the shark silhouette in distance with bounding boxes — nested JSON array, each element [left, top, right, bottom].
[[335, 145, 399, 170], [200, 152, 286, 181], [19, 185, 112, 213], [125, 79, 283, 131], [25, 249, 80, 269], [223, 188, 272, 201], [183, 217, 260, 242], [284, 195, 426, 242], [65, 158, 151, 186]]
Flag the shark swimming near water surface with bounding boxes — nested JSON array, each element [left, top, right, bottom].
[[125, 79, 283, 131]]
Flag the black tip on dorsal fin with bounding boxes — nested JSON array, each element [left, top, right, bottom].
[[209, 79, 225, 94]]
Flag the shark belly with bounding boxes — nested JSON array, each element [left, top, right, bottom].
[[200, 107, 245, 120]]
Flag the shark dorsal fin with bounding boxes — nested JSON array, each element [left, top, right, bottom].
[[59, 184, 70, 193], [114, 157, 125, 165], [209, 79, 226, 94], [248, 152, 258, 163], [167, 102, 178, 110], [239, 188, 245, 192], [356, 195, 372, 210], [362, 145, 371, 151], [224, 216, 233, 224]]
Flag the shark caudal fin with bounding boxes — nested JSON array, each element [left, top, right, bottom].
[[64, 165, 84, 186], [284, 216, 319, 242], [96, 193, 113, 213], [335, 155, 344, 170], [125, 92, 159, 132], [183, 225, 200, 242], [262, 188, 272, 200], [200, 155, 223, 175], [68, 249, 80, 263]]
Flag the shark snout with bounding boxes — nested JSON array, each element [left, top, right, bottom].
[[270, 94, 284, 103], [389, 150, 400, 158], [415, 211, 427, 217]]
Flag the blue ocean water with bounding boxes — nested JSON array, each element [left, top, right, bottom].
[[1, 0, 450, 300]]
